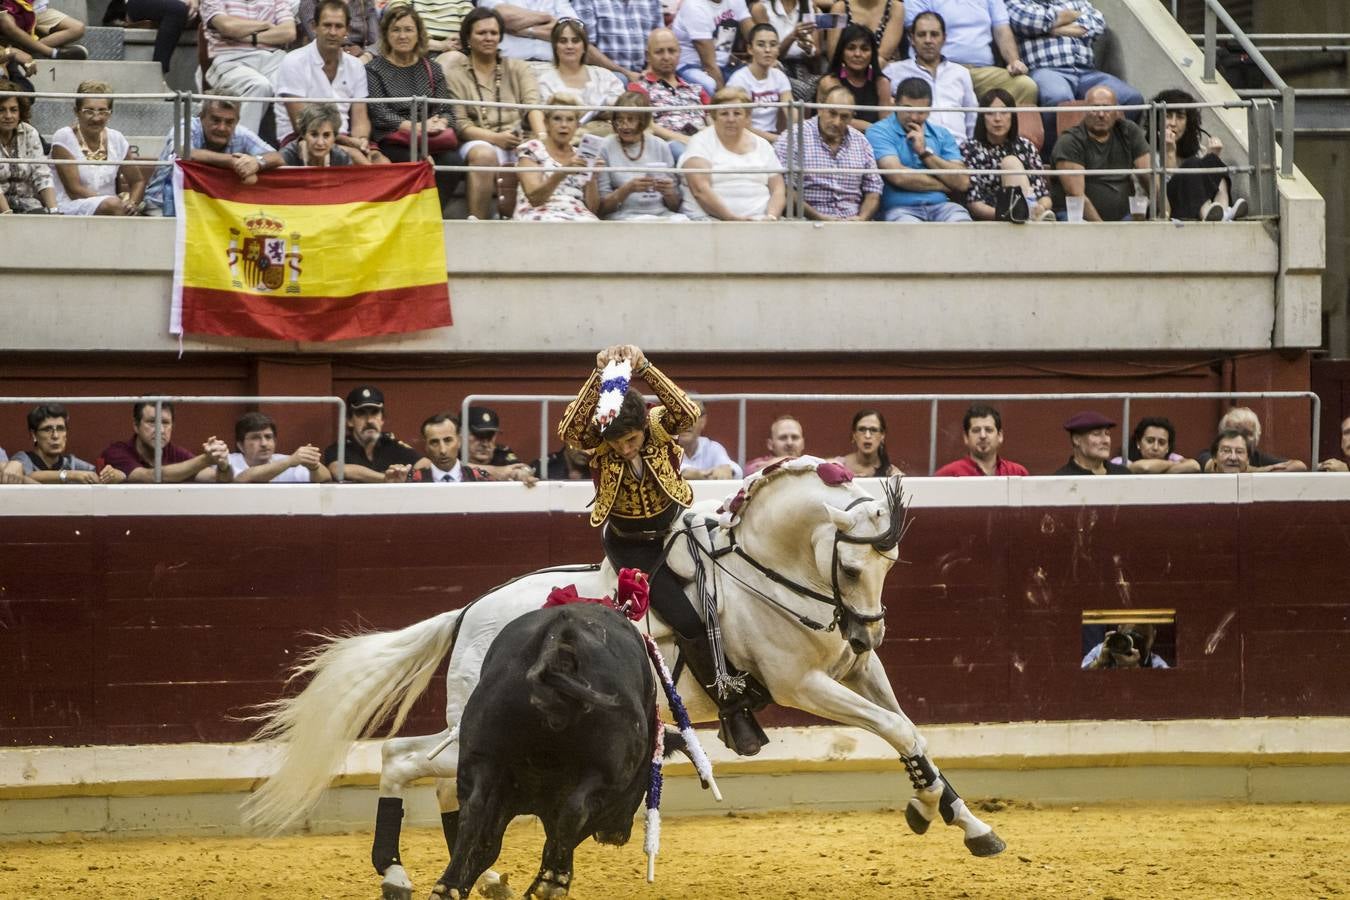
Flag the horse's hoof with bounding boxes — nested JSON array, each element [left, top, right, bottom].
[[478, 870, 514, 899], [383, 886, 413, 900], [964, 829, 1006, 857], [904, 799, 932, 835]]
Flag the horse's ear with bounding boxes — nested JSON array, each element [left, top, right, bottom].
[[823, 503, 857, 532]]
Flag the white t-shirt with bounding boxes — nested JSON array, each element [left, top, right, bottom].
[[673, 0, 752, 69], [273, 41, 370, 143], [726, 66, 791, 133], [227, 452, 313, 482], [536, 65, 624, 116], [678, 125, 781, 219]]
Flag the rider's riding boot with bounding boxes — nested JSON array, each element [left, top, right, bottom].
[[676, 633, 769, 757]]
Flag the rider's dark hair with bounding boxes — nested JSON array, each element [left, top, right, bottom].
[[962, 404, 1002, 433], [1127, 415, 1176, 462], [851, 408, 892, 476], [600, 388, 648, 441]]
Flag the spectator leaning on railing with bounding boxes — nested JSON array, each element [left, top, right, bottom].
[[0, 80, 58, 214], [1196, 407, 1307, 473], [1111, 416, 1199, 475], [200, 0, 296, 135], [903, 0, 1036, 107], [1318, 415, 1350, 473], [260, 102, 363, 165], [229, 411, 332, 483], [145, 92, 274, 216], [0, 447, 28, 484], [628, 27, 710, 161], [934, 404, 1029, 477], [774, 83, 881, 222], [322, 385, 422, 482], [867, 76, 971, 223], [1053, 410, 1130, 475], [100, 400, 235, 484], [50, 80, 144, 217], [273, 0, 374, 158], [13, 403, 127, 484]]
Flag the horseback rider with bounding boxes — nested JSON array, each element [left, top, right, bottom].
[[558, 343, 768, 756]]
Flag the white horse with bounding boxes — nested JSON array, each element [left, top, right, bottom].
[[244, 463, 1005, 898]]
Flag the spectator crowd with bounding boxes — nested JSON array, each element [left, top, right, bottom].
[[0, 0, 1253, 222]]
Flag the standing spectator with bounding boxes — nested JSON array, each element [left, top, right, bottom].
[[1005, 0, 1142, 138], [867, 76, 971, 222], [1207, 429, 1251, 474], [679, 86, 785, 221], [823, 0, 903, 63], [274, 0, 372, 157], [1051, 85, 1148, 222], [934, 404, 1028, 476], [1196, 407, 1307, 473], [837, 408, 902, 476], [514, 94, 601, 220], [1154, 87, 1245, 222], [628, 27, 710, 160], [0, 0, 87, 62], [572, 0, 662, 82], [760, 0, 818, 98], [744, 414, 806, 474], [200, 0, 295, 136], [671, 0, 757, 94], [124, 0, 192, 82], [13, 403, 126, 484], [228, 411, 332, 483], [535, 19, 624, 137], [904, 0, 1036, 106], [678, 399, 741, 479], [297, 0, 379, 60], [1052, 410, 1130, 475], [774, 84, 881, 221], [961, 87, 1052, 221], [101, 401, 235, 483], [145, 93, 273, 216], [415, 412, 490, 482], [0, 81, 58, 214], [1317, 415, 1350, 472], [727, 22, 790, 141], [598, 90, 683, 220], [478, 0, 579, 62], [816, 24, 891, 132], [1110, 416, 1199, 475], [50, 81, 144, 216], [883, 10, 978, 139], [322, 385, 422, 482], [465, 405, 525, 468]]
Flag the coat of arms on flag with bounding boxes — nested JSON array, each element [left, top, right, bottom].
[[231, 212, 302, 294]]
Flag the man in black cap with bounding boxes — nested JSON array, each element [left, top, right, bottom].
[[323, 385, 421, 482], [1053, 410, 1131, 475], [465, 405, 523, 469]]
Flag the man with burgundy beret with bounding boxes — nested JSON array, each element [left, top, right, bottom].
[[1053, 410, 1131, 475]]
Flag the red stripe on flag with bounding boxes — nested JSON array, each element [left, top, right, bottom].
[[178, 160, 437, 205], [180, 283, 452, 342]]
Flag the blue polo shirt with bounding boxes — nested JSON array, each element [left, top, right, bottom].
[[866, 114, 963, 212]]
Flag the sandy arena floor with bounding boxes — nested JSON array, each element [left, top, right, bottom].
[[2, 803, 1348, 899]]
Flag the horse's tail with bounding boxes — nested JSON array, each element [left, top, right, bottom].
[[241, 608, 463, 833]]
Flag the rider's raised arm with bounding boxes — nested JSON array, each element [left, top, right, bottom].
[[558, 368, 604, 450], [640, 361, 700, 437]]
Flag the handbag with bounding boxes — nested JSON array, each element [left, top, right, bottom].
[[381, 59, 459, 153], [995, 185, 1029, 224]]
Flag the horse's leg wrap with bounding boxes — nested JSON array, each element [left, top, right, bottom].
[[900, 753, 940, 792], [372, 796, 405, 875], [441, 810, 460, 857], [937, 780, 961, 826]]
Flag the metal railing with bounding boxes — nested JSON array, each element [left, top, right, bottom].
[[0, 395, 347, 481], [463, 391, 1322, 474]]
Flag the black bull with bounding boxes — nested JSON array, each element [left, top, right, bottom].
[[433, 603, 661, 899]]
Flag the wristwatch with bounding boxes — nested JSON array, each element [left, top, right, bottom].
[[254, 153, 266, 171], [919, 149, 934, 160], [250, 32, 259, 47], [59, 469, 68, 483]]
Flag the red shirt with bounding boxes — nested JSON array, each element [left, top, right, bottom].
[[101, 436, 195, 476], [934, 456, 1029, 477]]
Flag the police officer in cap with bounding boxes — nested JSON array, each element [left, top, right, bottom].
[[466, 405, 523, 468], [323, 386, 421, 482]]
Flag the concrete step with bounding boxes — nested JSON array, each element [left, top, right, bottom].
[[124, 26, 201, 91], [26, 58, 166, 94], [45, 0, 90, 21], [31, 96, 176, 145], [82, 25, 127, 61]]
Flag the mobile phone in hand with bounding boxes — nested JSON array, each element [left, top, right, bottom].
[[813, 13, 844, 29]]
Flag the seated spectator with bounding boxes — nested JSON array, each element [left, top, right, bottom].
[[414, 412, 489, 482], [414, 0, 474, 56], [262, 102, 362, 165], [50, 80, 144, 216], [759, 0, 819, 98], [1196, 407, 1308, 473], [0, 0, 87, 63], [1006, 0, 1142, 140], [229, 411, 332, 482], [628, 27, 710, 161], [727, 23, 790, 141], [124, 0, 191, 81], [1110, 416, 1199, 474], [32, 0, 87, 57], [274, 0, 374, 157], [322, 385, 422, 482], [903, 0, 1037, 107], [1051, 85, 1148, 222], [200, 0, 295, 136], [478, 0, 578, 62], [816, 24, 891, 132], [13, 403, 126, 484], [599, 90, 683, 220], [1155, 88, 1246, 222], [0, 81, 57, 214], [365, 7, 460, 212], [837, 408, 902, 476], [1, 447, 27, 484], [934, 404, 1028, 476], [538, 443, 592, 480], [536, 19, 623, 137], [297, 0, 379, 61], [823, 0, 902, 63], [514, 94, 601, 220], [145, 93, 274, 216], [867, 76, 971, 222], [1207, 428, 1251, 474], [101, 400, 235, 483], [1082, 624, 1168, 669], [679, 86, 784, 220], [961, 87, 1053, 222], [671, 0, 757, 95], [883, 10, 977, 140], [465, 405, 524, 468], [773, 84, 881, 221], [1053, 410, 1129, 475], [1318, 415, 1350, 473], [745, 414, 806, 475], [678, 400, 741, 479], [445, 7, 546, 220], [572, 0, 662, 83]]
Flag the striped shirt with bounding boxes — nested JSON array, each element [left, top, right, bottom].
[[200, 0, 293, 56], [1006, 0, 1104, 71], [409, 0, 475, 42]]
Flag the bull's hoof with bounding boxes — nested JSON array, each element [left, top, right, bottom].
[[964, 829, 1007, 858], [478, 871, 514, 899], [904, 799, 933, 835], [428, 884, 461, 899]]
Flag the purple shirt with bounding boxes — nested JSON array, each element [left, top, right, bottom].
[[101, 437, 195, 477]]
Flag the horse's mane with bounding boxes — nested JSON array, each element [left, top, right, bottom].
[[715, 457, 866, 528]]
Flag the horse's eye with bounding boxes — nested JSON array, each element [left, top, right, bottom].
[[841, 566, 862, 579]]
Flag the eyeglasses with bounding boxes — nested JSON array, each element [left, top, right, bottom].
[[78, 107, 112, 117], [35, 424, 68, 435], [854, 426, 882, 434]]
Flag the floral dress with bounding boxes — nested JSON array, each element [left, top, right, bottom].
[[960, 135, 1049, 208], [0, 122, 53, 213], [512, 139, 598, 222]]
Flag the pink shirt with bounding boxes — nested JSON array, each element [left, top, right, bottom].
[[201, 0, 292, 56]]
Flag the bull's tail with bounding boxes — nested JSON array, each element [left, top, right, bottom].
[[526, 626, 621, 731], [241, 609, 463, 833]]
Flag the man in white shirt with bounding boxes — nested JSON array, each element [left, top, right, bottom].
[[229, 412, 332, 483], [477, 0, 578, 61], [677, 399, 743, 479], [273, 0, 372, 153], [884, 10, 978, 139]]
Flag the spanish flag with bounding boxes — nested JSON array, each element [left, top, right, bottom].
[[170, 161, 451, 342]]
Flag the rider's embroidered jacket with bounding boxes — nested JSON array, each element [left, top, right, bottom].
[[558, 361, 699, 527]]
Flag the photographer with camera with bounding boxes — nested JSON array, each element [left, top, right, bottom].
[[1082, 623, 1169, 669]]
